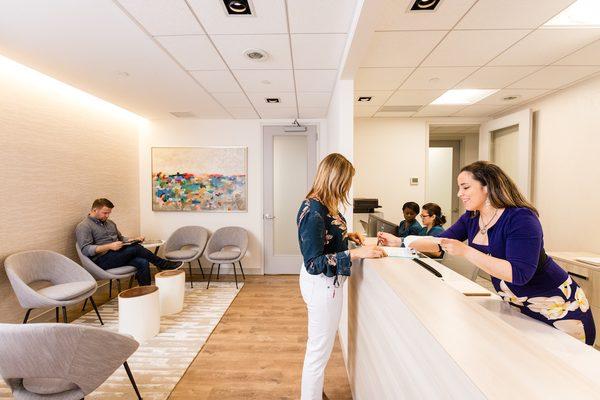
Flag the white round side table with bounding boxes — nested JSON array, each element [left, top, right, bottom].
[[155, 270, 186, 316], [118, 286, 160, 342]]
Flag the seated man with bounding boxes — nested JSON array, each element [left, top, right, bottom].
[[75, 198, 181, 286]]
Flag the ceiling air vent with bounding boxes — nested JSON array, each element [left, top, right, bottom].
[[409, 0, 442, 12], [379, 105, 422, 112], [170, 111, 198, 118]]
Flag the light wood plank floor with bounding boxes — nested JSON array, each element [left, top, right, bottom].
[[169, 275, 353, 400]]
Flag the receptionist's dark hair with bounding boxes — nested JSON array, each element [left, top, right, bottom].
[[422, 203, 446, 226], [402, 202, 420, 215]]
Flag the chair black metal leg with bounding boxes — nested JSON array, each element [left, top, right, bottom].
[[239, 260, 245, 280], [117, 279, 122, 293], [232, 262, 238, 289], [207, 263, 215, 289], [56, 307, 60, 322], [62, 306, 68, 323], [109, 279, 113, 299], [197, 259, 205, 278], [81, 298, 88, 312], [89, 296, 104, 325], [22, 309, 32, 324], [189, 262, 194, 288], [123, 362, 142, 400], [129, 275, 135, 288], [217, 264, 221, 280]]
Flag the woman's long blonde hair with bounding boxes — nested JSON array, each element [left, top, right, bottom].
[[306, 153, 355, 216]]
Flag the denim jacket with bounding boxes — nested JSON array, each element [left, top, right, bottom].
[[297, 198, 352, 281]]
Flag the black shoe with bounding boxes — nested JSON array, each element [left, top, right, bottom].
[[161, 261, 183, 270]]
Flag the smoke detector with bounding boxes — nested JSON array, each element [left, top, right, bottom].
[[244, 48, 268, 61]]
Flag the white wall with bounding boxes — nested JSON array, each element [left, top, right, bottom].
[[139, 118, 327, 275]]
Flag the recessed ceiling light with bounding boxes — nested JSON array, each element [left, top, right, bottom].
[[428, 77, 440, 84], [409, 0, 442, 12], [244, 48, 268, 61], [357, 96, 372, 102], [261, 80, 271, 85], [116, 71, 130, 78], [431, 89, 498, 105], [265, 98, 280, 103], [544, 0, 600, 27], [223, 0, 252, 15]]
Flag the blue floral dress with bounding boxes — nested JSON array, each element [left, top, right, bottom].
[[297, 198, 351, 284], [440, 208, 596, 345]]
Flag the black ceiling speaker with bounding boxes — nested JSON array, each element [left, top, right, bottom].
[[223, 0, 252, 15], [410, 0, 442, 11]]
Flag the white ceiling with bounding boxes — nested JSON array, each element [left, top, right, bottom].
[[356, 0, 600, 118], [0, 0, 357, 120]]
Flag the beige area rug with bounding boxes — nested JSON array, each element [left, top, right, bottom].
[[0, 282, 243, 400]]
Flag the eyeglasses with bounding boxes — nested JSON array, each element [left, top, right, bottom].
[[420, 214, 431, 219]]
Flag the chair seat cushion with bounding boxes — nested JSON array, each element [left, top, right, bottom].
[[22, 378, 78, 395], [165, 247, 200, 260], [208, 249, 241, 261], [106, 265, 137, 275], [37, 281, 96, 301]]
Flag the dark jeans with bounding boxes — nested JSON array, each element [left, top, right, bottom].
[[95, 244, 170, 286]]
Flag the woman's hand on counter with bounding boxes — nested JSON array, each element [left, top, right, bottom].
[[347, 231, 366, 245], [350, 245, 387, 260], [377, 232, 402, 247], [439, 238, 469, 257]]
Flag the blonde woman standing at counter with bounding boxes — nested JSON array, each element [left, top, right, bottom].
[[297, 153, 386, 400], [379, 161, 595, 345]]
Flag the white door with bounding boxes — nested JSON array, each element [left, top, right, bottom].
[[480, 109, 532, 199], [263, 125, 317, 274], [428, 141, 460, 225]]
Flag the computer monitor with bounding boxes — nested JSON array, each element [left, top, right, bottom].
[[367, 214, 398, 237]]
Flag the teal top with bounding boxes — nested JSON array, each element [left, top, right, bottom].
[[397, 219, 421, 237], [419, 225, 445, 237]]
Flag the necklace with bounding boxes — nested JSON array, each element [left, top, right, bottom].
[[479, 208, 498, 235]]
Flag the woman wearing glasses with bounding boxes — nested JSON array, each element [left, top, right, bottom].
[[418, 202, 446, 237], [379, 161, 595, 345], [297, 153, 386, 400]]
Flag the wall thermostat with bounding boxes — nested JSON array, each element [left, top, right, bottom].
[[410, 177, 419, 185]]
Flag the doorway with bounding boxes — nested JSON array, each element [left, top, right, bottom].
[[263, 125, 318, 274]]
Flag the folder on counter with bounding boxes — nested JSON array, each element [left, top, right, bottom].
[[382, 247, 417, 258]]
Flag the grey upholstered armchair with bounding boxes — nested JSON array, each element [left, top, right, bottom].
[[4, 250, 102, 324], [205, 227, 248, 289], [163, 226, 209, 288], [0, 323, 141, 399]]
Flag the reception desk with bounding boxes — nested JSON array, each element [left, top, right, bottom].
[[340, 256, 600, 399]]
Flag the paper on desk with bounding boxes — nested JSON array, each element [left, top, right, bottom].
[[446, 280, 492, 296], [382, 247, 417, 258]]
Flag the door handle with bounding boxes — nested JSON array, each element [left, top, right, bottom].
[[263, 214, 276, 220]]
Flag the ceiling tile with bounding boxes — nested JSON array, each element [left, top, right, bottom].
[[212, 92, 252, 107], [452, 104, 508, 117], [295, 70, 338, 92], [288, 0, 357, 33], [211, 34, 292, 69], [247, 92, 296, 109], [228, 106, 259, 119], [299, 107, 329, 118], [377, 0, 476, 31], [490, 28, 600, 66], [291, 34, 346, 69], [385, 90, 444, 106], [508, 66, 600, 89], [156, 35, 226, 70], [414, 105, 465, 117], [233, 69, 295, 92], [355, 68, 414, 91], [257, 107, 298, 119], [362, 31, 447, 67], [374, 111, 416, 117], [190, 70, 241, 92], [400, 66, 477, 90], [477, 88, 551, 105], [116, 0, 204, 35], [456, 0, 575, 29], [455, 66, 542, 89], [354, 106, 380, 117], [297, 92, 331, 108], [422, 30, 530, 67], [555, 39, 600, 66], [187, 0, 287, 34], [354, 91, 393, 106]]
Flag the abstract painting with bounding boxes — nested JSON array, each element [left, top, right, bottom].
[[152, 147, 247, 212]]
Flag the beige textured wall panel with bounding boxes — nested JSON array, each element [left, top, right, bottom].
[[0, 61, 140, 323]]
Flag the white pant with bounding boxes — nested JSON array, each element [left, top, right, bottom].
[[299, 265, 346, 400]]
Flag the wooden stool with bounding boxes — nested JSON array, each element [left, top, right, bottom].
[[118, 286, 160, 342], [155, 270, 185, 316]]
